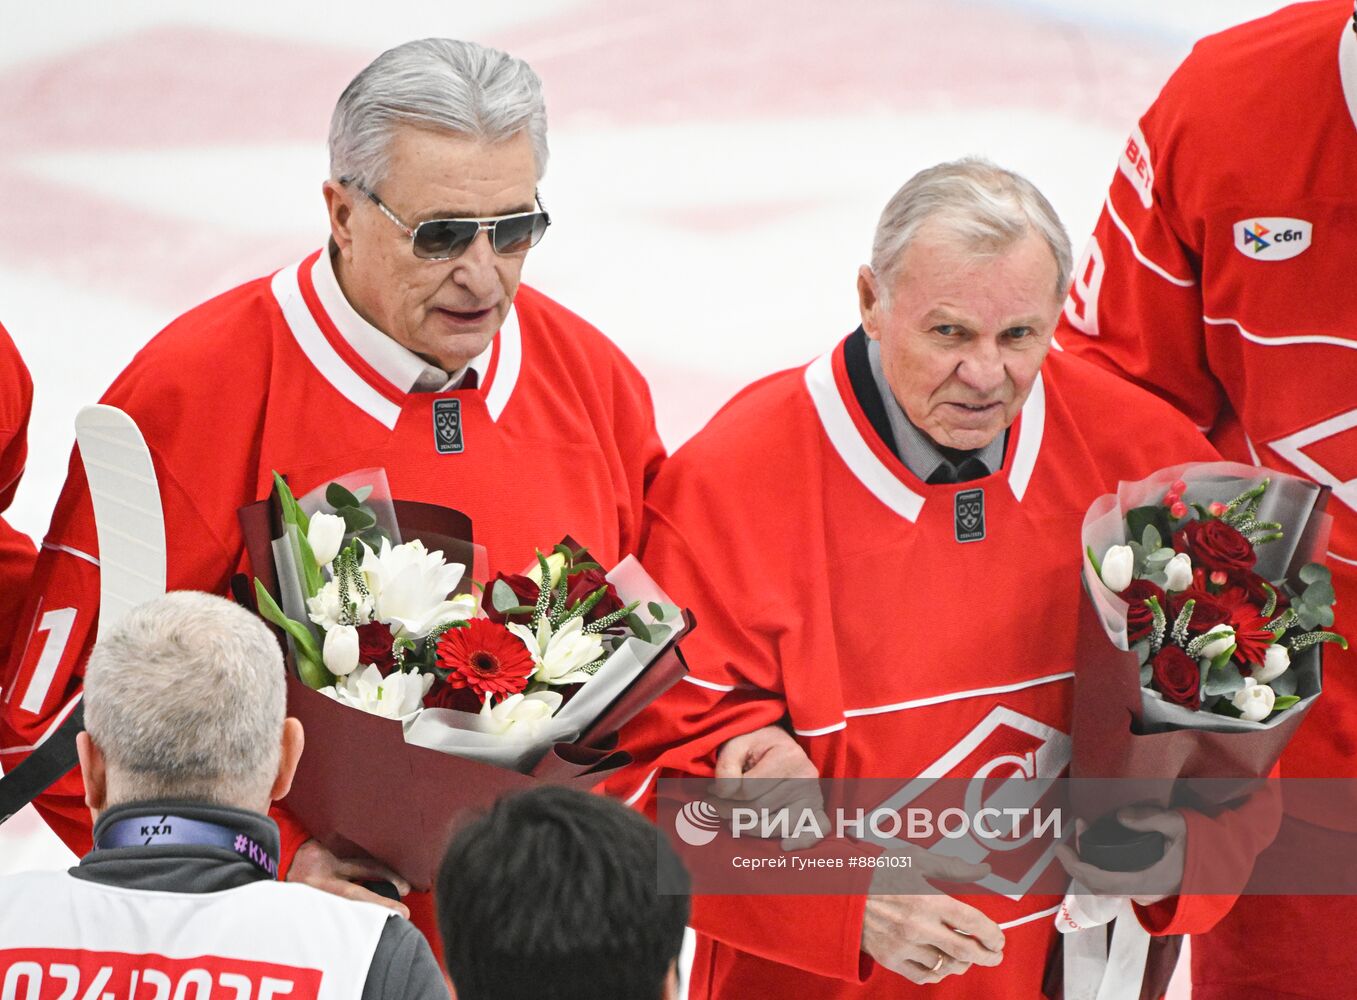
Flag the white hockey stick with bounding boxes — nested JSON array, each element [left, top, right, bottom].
[[0, 406, 166, 822], [74, 404, 167, 638]]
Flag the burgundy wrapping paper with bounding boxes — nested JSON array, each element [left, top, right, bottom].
[[1044, 589, 1318, 1000], [237, 491, 693, 889]]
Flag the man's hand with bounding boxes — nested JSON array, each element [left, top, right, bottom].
[[862, 886, 1006, 986], [712, 725, 827, 849], [1055, 806, 1187, 905], [288, 839, 412, 917]]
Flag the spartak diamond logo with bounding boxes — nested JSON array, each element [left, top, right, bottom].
[[864, 706, 1071, 900]]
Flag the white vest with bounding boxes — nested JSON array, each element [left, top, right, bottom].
[[0, 871, 391, 1000]]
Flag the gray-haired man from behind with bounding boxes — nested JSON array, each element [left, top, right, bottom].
[[0, 592, 447, 1000]]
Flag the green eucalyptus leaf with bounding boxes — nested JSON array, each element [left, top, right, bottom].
[[1141, 524, 1163, 552], [341, 506, 377, 532], [1303, 581, 1336, 607], [492, 579, 520, 613], [624, 612, 652, 644], [326, 482, 360, 510], [1132, 640, 1151, 667], [1270, 670, 1298, 697], [1127, 506, 1172, 548], [1299, 563, 1332, 586], [1139, 663, 1153, 686], [352, 485, 373, 503], [1203, 662, 1246, 697]]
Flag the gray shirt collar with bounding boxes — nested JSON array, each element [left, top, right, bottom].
[[867, 338, 1005, 482]]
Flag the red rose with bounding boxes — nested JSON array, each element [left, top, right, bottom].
[[1119, 580, 1165, 643], [481, 573, 541, 625], [423, 680, 484, 713], [1166, 588, 1231, 634], [1173, 518, 1257, 574], [436, 619, 535, 700], [356, 621, 396, 675], [1150, 646, 1202, 710], [565, 567, 625, 623]]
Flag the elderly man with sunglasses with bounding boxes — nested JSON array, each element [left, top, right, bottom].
[[0, 39, 664, 956]]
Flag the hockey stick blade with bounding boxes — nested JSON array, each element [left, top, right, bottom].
[[75, 404, 168, 638]]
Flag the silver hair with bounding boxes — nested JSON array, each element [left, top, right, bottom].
[[84, 592, 286, 808], [870, 158, 1072, 301], [330, 38, 549, 188]]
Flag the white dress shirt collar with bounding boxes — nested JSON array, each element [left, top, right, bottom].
[[311, 247, 486, 393]]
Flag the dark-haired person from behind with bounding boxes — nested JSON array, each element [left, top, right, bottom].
[[437, 786, 689, 1000]]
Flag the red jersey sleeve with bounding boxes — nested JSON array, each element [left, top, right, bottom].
[[606, 496, 870, 985], [0, 323, 36, 670], [1058, 99, 1227, 434]]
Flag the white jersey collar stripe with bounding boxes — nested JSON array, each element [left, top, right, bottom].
[[1340, 18, 1357, 136], [483, 304, 522, 422], [805, 347, 1047, 513], [1006, 371, 1045, 502], [271, 262, 402, 431], [804, 351, 924, 522]]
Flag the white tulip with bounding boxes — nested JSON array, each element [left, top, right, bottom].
[[1164, 552, 1193, 593], [508, 615, 606, 686], [526, 551, 567, 589], [320, 664, 432, 720], [478, 690, 564, 737], [306, 578, 374, 631], [1100, 545, 1134, 592], [307, 512, 347, 567], [323, 623, 360, 676], [1198, 623, 1235, 660], [360, 538, 473, 637], [1253, 644, 1290, 685], [1232, 678, 1277, 723]]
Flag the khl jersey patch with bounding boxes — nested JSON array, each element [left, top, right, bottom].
[[433, 398, 464, 454], [1233, 217, 1312, 261], [955, 488, 985, 543]]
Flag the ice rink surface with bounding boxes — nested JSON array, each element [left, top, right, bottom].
[[0, 1, 1299, 994]]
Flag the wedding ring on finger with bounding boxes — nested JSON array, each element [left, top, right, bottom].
[[929, 953, 946, 974]]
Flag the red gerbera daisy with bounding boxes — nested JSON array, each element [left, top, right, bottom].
[[1228, 606, 1276, 667], [436, 619, 535, 700]]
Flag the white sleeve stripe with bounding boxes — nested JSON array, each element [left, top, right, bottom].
[[999, 904, 1062, 931], [680, 675, 763, 693], [1103, 196, 1196, 288], [623, 768, 659, 806], [1204, 314, 1357, 352], [40, 542, 100, 567], [1327, 550, 1357, 567], [792, 672, 1075, 737], [792, 721, 848, 737]]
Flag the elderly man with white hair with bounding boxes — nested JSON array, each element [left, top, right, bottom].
[[608, 159, 1239, 998], [0, 592, 446, 1000], [1, 38, 664, 949]]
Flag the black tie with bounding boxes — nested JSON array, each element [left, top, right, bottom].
[[926, 456, 989, 485]]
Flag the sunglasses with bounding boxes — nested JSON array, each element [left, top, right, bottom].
[[344, 179, 551, 260]]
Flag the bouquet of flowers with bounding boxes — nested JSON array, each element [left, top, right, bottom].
[[1046, 461, 1341, 1000], [235, 470, 692, 886], [1088, 474, 1344, 726]]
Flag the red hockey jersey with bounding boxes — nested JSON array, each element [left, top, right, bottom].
[[0, 250, 663, 889], [610, 340, 1226, 998], [0, 322, 35, 672], [1058, 0, 1357, 783]]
